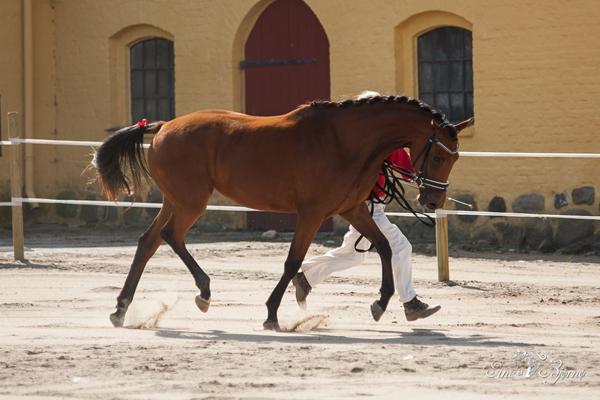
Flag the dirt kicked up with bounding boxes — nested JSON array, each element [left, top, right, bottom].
[[0, 228, 599, 399]]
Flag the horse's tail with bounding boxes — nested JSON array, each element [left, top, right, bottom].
[[93, 120, 164, 200]]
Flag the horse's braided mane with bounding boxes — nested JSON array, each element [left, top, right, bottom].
[[309, 95, 456, 137]]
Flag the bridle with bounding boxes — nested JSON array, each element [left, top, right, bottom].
[[394, 121, 459, 192]]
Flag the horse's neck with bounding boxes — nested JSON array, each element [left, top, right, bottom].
[[336, 105, 426, 160]]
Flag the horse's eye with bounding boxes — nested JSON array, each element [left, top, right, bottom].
[[432, 155, 442, 164]]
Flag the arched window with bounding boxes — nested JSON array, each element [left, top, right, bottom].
[[417, 27, 472, 123], [130, 38, 174, 123]]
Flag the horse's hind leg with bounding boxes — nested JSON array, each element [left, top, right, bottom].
[[340, 203, 394, 322], [160, 202, 212, 312], [110, 201, 173, 327], [264, 213, 323, 331]]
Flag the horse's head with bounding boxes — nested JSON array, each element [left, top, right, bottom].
[[410, 117, 474, 210]]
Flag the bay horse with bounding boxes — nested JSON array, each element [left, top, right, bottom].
[[94, 94, 473, 331]]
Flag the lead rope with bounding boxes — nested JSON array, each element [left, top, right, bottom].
[[353, 160, 435, 252], [353, 200, 376, 253]]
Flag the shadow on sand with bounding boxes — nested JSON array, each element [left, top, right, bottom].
[[443, 280, 490, 291], [153, 327, 542, 348]]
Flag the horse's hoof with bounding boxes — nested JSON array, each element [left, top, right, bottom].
[[263, 320, 281, 332], [110, 312, 124, 327], [292, 272, 311, 309], [370, 301, 384, 322], [195, 294, 211, 313], [297, 300, 307, 311]]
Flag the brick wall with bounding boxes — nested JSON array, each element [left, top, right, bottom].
[[1, 0, 599, 226]]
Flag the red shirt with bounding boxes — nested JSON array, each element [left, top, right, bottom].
[[373, 148, 414, 198]]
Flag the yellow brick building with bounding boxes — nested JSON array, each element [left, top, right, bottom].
[[1, 0, 599, 229]]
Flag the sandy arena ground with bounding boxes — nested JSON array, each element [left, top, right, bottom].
[[0, 227, 599, 399]]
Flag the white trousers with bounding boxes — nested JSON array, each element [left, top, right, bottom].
[[301, 203, 417, 303]]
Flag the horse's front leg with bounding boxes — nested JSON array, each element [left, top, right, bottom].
[[110, 202, 172, 327], [340, 203, 394, 321], [263, 214, 323, 331]]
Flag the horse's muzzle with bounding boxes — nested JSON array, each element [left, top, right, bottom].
[[418, 188, 446, 210]]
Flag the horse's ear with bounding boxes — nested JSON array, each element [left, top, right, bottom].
[[454, 117, 475, 133]]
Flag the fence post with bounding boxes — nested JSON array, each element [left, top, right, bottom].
[[8, 112, 25, 261], [435, 209, 449, 281]]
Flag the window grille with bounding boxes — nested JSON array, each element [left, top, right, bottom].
[[418, 27, 473, 123], [130, 38, 174, 123]]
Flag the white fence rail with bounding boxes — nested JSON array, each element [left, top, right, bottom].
[[2, 112, 599, 280]]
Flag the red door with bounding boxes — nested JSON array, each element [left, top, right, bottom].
[[244, 0, 332, 231]]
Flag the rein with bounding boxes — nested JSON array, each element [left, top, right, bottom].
[[353, 125, 459, 253], [370, 160, 436, 226]]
